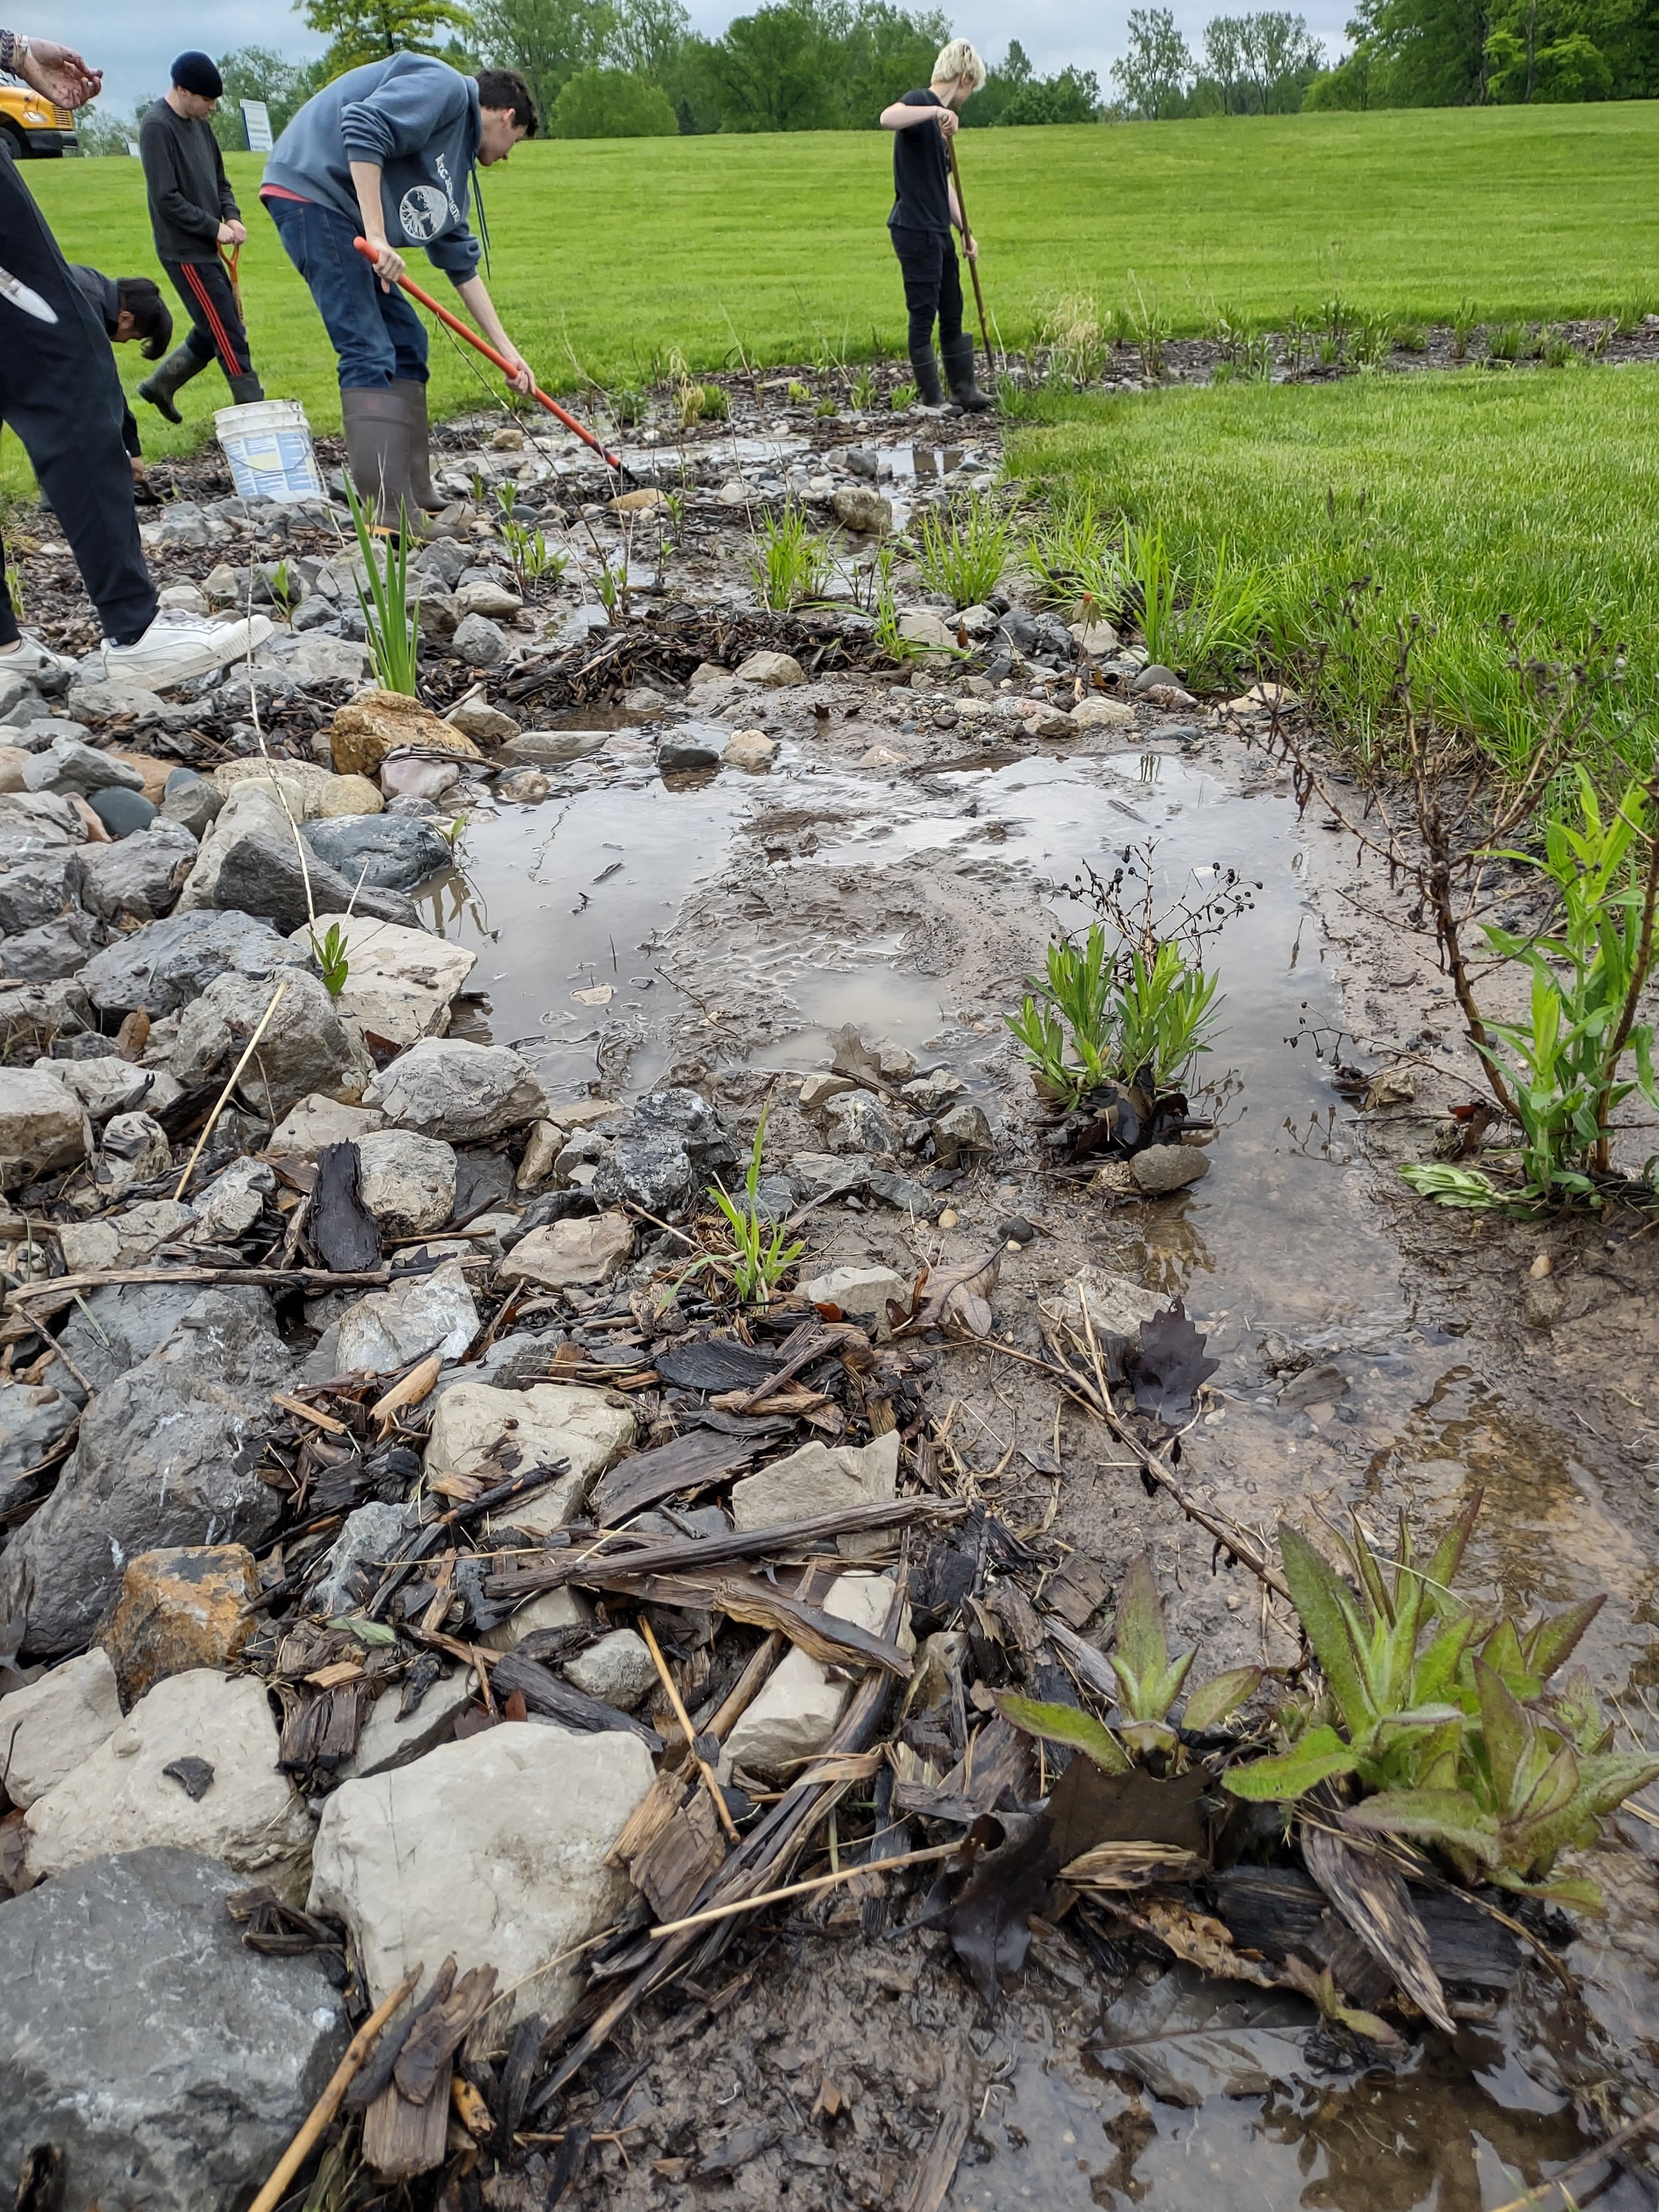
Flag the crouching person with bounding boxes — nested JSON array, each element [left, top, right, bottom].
[[69, 268, 171, 488], [260, 58, 538, 529]]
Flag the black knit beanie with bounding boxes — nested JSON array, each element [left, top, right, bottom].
[[171, 51, 224, 98]]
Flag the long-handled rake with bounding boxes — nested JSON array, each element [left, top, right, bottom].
[[351, 237, 640, 483]]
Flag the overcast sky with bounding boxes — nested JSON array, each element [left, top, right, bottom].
[[40, 0, 1348, 123]]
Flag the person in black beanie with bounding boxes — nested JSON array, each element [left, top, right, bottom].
[[137, 51, 265, 422]]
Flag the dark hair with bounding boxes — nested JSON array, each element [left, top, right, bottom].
[[476, 68, 537, 134], [116, 276, 172, 360]]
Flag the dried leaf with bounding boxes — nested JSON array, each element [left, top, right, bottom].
[[1062, 1840, 1206, 1889], [917, 1811, 1058, 2006], [1301, 1820, 1453, 2033], [1109, 1894, 1284, 1989], [1125, 1300, 1219, 1422], [910, 1248, 1002, 1337]]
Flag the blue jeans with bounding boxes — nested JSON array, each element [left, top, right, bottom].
[[263, 193, 429, 390]]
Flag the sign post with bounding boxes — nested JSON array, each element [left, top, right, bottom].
[[240, 99, 272, 153]]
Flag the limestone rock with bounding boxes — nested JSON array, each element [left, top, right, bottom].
[[1039, 1265, 1166, 1351], [30, 1051, 175, 1126], [723, 729, 776, 771], [1071, 696, 1136, 731], [446, 697, 520, 745], [480, 1584, 593, 1652], [1129, 1143, 1210, 1195], [55, 1278, 216, 1395], [897, 609, 959, 654], [0, 1288, 291, 1653], [334, 1258, 478, 1376], [723, 1574, 910, 1782], [729, 1430, 899, 1544], [0, 1648, 122, 1806], [425, 1379, 634, 1533], [735, 650, 805, 687], [330, 689, 482, 777], [309, 1722, 654, 2026], [355, 1128, 457, 1234], [189, 1155, 275, 1243], [0, 1848, 347, 2212], [340, 1668, 476, 1779], [380, 753, 461, 802], [80, 908, 301, 1017], [0, 1377, 80, 1488], [269, 1092, 386, 1157], [176, 786, 417, 936], [316, 773, 384, 817], [498, 729, 607, 767], [822, 1088, 897, 1157], [931, 1100, 993, 1167], [798, 1264, 908, 1326], [496, 768, 550, 803], [498, 1209, 632, 1290], [286, 913, 476, 1047], [169, 965, 374, 1121], [0, 1063, 91, 1187], [98, 1544, 259, 1704], [515, 1118, 565, 1190], [832, 485, 893, 536], [365, 1036, 549, 1141], [565, 1628, 657, 1710], [22, 1670, 313, 1886], [56, 1197, 196, 1273]]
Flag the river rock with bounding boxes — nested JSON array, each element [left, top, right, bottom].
[[0, 1289, 291, 1653], [79, 908, 301, 1016], [330, 689, 482, 776], [334, 1257, 478, 1376], [736, 650, 804, 687], [169, 965, 374, 1120], [897, 609, 959, 654], [269, 1092, 386, 1156], [1071, 696, 1137, 731], [931, 1100, 993, 1167], [302, 811, 451, 892], [0, 1848, 347, 2212], [723, 729, 776, 771], [565, 1627, 657, 1710], [729, 1430, 900, 1539], [658, 727, 721, 774], [451, 611, 509, 667], [797, 1264, 908, 1326], [832, 485, 893, 535], [287, 912, 475, 1047], [355, 1127, 457, 1233], [723, 1573, 910, 1782], [22, 735, 147, 799], [0, 1377, 80, 1489], [339, 1667, 476, 1779], [425, 1379, 634, 1532], [446, 696, 520, 744], [1129, 1143, 1210, 1195], [380, 753, 463, 804], [90, 1110, 169, 1204], [22, 1669, 314, 1886], [56, 1197, 196, 1273], [309, 1723, 654, 2026], [480, 1584, 593, 1652], [365, 1036, 549, 1140], [308, 1499, 415, 1617], [98, 1544, 259, 1704], [498, 1209, 632, 1290], [0, 1063, 91, 1187], [0, 1648, 121, 1806], [0, 788, 86, 848], [317, 772, 384, 817]]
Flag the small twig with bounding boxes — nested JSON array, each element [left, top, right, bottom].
[[639, 1614, 739, 1844], [246, 1963, 421, 2212], [648, 1840, 958, 1939], [171, 980, 289, 1201]]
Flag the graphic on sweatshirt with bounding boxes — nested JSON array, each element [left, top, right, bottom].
[[399, 183, 454, 240]]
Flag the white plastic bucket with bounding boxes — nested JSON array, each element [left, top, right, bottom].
[[213, 398, 324, 504]]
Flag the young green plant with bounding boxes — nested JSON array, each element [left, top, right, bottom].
[[685, 1108, 804, 1307], [344, 475, 419, 696]]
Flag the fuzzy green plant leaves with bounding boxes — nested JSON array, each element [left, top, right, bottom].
[[1220, 1723, 1359, 1803], [1183, 1666, 1265, 1733], [997, 1692, 1133, 1775]]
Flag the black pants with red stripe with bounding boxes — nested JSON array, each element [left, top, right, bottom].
[[163, 254, 253, 381]]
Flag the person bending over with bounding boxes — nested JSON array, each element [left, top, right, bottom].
[[879, 38, 992, 414], [137, 52, 264, 423], [70, 268, 171, 490], [0, 28, 269, 688], [261, 56, 538, 528]]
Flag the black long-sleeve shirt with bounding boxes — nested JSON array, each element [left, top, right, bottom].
[[139, 98, 238, 263], [68, 263, 141, 459]]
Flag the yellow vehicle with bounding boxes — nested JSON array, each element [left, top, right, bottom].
[[0, 76, 78, 158]]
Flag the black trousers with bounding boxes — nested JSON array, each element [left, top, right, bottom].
[[891, 223, 964, 353], [163, 254, 254, 380], [0, 149, 157, 646]]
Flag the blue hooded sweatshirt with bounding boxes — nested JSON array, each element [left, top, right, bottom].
[[262, 55, 482, 283]]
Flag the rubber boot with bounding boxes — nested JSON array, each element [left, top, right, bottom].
[[908, 344, 945, 408], [137, 342, 209, 425], [391, 378, 445, 512], [224, 372, 265, 405], [340, 386, 419, 536], [942, 334, 994, 414]]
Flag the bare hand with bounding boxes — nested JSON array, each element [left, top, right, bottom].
[[218, 219, 248, 247], [365, 235, 406, 290], [130, 457, 146, 482], [962, 230, 978, 263], [500, 348, 534, 397], [18, 36, 101, 108], [935, 106, 959, 139]]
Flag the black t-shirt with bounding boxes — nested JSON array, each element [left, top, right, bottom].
[[888, 89, 952, 235]]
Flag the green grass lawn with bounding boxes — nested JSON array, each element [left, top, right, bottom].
[[8, 98, 1659, 471], [1009, 366, 1659, 769]]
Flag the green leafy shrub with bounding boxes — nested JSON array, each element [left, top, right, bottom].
[[1005, 921, 1220, 1105], [549, 68, 678, 139], [915, 500, 1015, 609]]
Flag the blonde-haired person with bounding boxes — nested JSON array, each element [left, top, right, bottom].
[[879, 39, 991, 413]]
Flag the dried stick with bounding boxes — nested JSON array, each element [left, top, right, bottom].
[[246, 1964, 421, 2212], [172, 979, 289, 1201], [648, 1839, 958, 1938], [639, 1614, 739, 1844], [1484, 2102, 1659, 2212]]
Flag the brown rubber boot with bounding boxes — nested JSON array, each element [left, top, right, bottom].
[[390, 377, 445, 512], [340, 386, 419, 536]]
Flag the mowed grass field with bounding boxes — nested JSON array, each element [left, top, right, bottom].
[[9, 98, 1659, 459]]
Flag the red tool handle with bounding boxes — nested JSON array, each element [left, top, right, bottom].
[[352, 236, 624, 474]]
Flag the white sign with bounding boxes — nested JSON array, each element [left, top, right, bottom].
[[240, 99, 273, 153], [125, 139, 140, 157]]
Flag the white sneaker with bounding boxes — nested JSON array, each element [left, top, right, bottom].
[[101, 610, 275, 690], [0, 633, 80, 678]]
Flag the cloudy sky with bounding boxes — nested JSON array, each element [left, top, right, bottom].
[[42, 0, 1347, 124]]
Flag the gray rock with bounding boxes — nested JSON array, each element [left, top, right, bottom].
[[0, 1378, 80, 1488], [0, 1848, 347, 2212], [0, 666, 40, 722], [35, 1053, 173, 1126], [0, 976, 94, 1058], [170, 966, 375, 1121], [797, 1264, 908, 1324], [931, 1100, 993, 1167], [865, 1167, 944, 1217], [340, 1668, 476, 1778], [0, 907, 105, 980], [1129, 1143, 1210, 1195], [334, 1258, 478, 1376], [80, 908, 302, 1017], [160, 767, 225, 838], [451, 611, 509, 667], [301, 812, 450, 892], [0, 787, 86, 849], [498, 729, 607, 767], [1277, 1361, 1348, 1411], [74, 816, 197, 921], [564, 1628, 658, 1710], [365, 1037, 549, 1142], [822, 1088, 898, 1157], [56, 1196, 196, 1274], [0, 849, 77, 934], [90, 1108, 172, 1200], [179, 799, 419, 934], [0, 1290, 291, 1653], [787, 1150, 875, 1201], [355, 1127, 457, 1234], [190, 1156, 275, 1243], [88, 785, 159, 838], [0, 1064, 91, 1187], [632, 1086, 737, 1178], [21, 737, 147, 799], [1039, 1266, 1166, 1351], [310, 1499, 415, 1617], [0, 1648, 122, 1805], [58, 1278, 209, 1392], [659, 729, 721, 773], [431, 1324, 569, 1400], [723, 1573, 908, 1781], [729, 1432, 899, 1534]]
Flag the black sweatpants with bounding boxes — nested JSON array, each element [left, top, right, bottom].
[[891, 223, 964, 353], [163, 254, 254, 381], [0, 149, 157, 646]]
